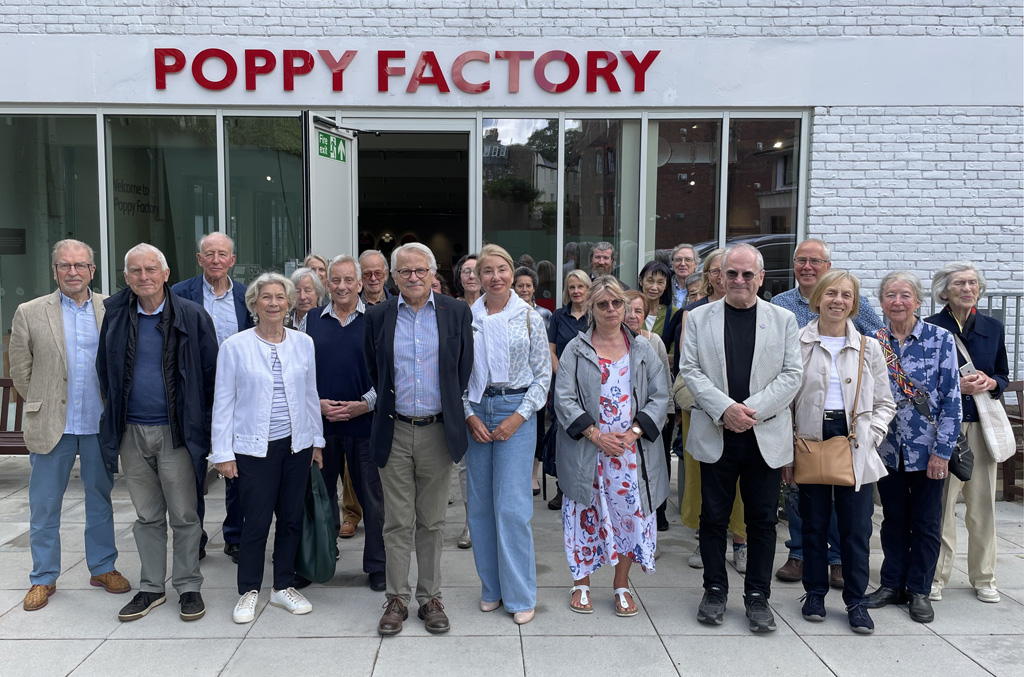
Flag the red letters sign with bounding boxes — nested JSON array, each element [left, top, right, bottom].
[[154, 47, 660, 95]]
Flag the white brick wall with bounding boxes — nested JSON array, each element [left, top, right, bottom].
[[1, 0, 1021, 37]]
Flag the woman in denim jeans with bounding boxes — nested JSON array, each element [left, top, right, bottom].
[[463, 244, 552, 626]]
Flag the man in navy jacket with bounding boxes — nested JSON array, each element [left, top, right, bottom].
[[171, 232, 253, 562]]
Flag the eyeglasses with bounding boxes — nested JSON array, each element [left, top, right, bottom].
[[55, 263, 93, 273], [595, 299, 624, 311], [794, 257, 829, 267], [707, 268, 722, 277], [725, 270, 759, 281], [397, 267, 430, 280], [364, 270, 387, 279], [672, 257, 696, 265]]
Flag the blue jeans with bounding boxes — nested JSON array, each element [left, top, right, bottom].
[[466, 393, 538, 613], [29, 434, 117, 585], [785, 485, 842, 565]]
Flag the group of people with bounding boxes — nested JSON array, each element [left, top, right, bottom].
[[10, 232, 1010, 638]]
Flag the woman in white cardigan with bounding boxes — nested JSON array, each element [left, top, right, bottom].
[[790, 269, 895, 635], [210, 273, 325, 624]]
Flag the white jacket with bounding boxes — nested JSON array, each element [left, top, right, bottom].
[[210, 327, 325, 463]]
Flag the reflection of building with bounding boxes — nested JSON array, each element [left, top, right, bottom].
[[482, 128, 556, 232]]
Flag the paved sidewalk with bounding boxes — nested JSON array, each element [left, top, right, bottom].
[[0, 455, 1021, 677]]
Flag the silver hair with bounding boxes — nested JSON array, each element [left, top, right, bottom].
[[878, 270, 926, 308], [931, 261, 988, 306], [390, 242, 437, 273], [796, 238, 831, 262], [670, 243, 698, 264], [124, 243, 169, 272], [244, 272, 296, 323], [197, 232, 235, 254], [591, 241, 616, 262], [684, 272, 702, 287], [51, 239, 95, 266], [358, 249, 389, 282], [289, 266, 326, 302], [329, 254, 362, 280], [723, 243, 765, 272]]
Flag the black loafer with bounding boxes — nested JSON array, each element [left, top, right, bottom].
[[369, 572, 387, 592], [223, 542, 240, 563], [908, 592, 934, 623], [865, 586, 906, 609]]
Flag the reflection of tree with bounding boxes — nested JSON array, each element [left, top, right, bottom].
[[527, 120, 581, 165], [483, 175, 541, 203]]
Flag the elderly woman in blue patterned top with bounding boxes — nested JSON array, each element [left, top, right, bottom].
[[866, 271, 961, 624], [463, 244, 552, 626]]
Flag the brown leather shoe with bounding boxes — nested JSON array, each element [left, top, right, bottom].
[[378, 597, 408, 636], [23, 584, 56, 611], [829, 565, 845, 590], [90, 570, 132, 594], [775, 557, 803, 582], [339, 521, 357, 538], [417, 597, 450, 634]]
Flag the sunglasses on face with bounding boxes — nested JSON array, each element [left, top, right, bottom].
[[595, 299, 624, 311], [725, 270, 759, 281]]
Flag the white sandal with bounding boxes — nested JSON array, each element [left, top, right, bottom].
[[569, 585, 593, 614], [614, 587, 638, 617]]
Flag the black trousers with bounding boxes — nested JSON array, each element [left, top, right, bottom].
[[235, 438, 312, 594], [799, 417, 873, 605], [323, 434, 386, 575], [877, 458, 943, 595], [699, 437, 780, 598], [193, 459, 243, 551]]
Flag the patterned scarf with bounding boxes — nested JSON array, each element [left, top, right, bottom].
[[876, 327, 919, 401]]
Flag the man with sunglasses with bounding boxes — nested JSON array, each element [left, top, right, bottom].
[[680, 243, 802, 633], [770, 239, 884, 587], [359, 249, 394, 306], [11, 239, 131, 611]]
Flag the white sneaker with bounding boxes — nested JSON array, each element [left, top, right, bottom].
[[976, 587, 1000, 603], [233, 590, 259, 624], [270, 587, 312, 615], [687, 545, 703, 569], [732, 546, 748, 574], [929, 583, 942, 601]]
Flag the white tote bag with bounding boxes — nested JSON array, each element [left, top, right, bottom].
[[954, 336, 1016, 463]]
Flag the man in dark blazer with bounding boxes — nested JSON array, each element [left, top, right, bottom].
[[363, 242, 473, 637], [170, 232, 253, 562]]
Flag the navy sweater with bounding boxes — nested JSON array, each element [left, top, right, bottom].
[[305, 308, 374, 438]]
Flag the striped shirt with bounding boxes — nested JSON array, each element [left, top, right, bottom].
[[256, 333, 291, 441], [394, 292, 442, 417]]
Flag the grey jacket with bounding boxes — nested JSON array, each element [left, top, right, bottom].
[[554, 327, 670, 516]]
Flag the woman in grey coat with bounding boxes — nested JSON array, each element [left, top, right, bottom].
[[555, 276, 670, 618]]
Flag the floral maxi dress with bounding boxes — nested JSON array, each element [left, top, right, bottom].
[[562, 353, 657, 579]]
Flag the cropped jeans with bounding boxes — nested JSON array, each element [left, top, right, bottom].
[[465, 392, 538, 613]]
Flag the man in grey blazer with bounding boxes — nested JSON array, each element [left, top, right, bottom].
[[680, 243, 802, 633], [9, 239, 130, 612]]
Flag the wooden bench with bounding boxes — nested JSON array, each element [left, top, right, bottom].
[[1002, 380, 1023, 502], [0, 378, 28, 455]]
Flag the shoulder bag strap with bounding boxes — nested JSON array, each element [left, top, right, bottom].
[[847, 335, 867, 440], [952, 334, 973, 366], [878, 328, 944, 433]]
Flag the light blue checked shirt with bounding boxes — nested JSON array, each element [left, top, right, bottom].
[[202, 276, 239, 346], [394, 292, 442, 417], [59, 289, 102, 435]]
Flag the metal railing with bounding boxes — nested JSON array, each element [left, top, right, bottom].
[[921, 292, 1023, 382]]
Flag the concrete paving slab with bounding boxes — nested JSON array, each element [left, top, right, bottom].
[[771, 594, 933, 636], [221, 638, 381, 677], [246, 585, 382, 638], [640, 585, 798, 636], [662, 634, 833, 676], [926, 587, 1024, 635], [0, 551, 39, 585], [0, 589, 124, 638], [524, 636, 675, 676], [109, 587, 270, 639], [943, 634, 1024, 677], [518, 584, 658, 636], [69, 638, 241, 677], [0, 522, 29, 547], [372, 636, 524, 677], [802, 635, 994, 677], [0, 639, 102, 677], [0, 588, 27, 614]]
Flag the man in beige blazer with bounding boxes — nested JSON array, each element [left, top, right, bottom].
[[9, 239, 130, 612], [680, 243, 802, 633]]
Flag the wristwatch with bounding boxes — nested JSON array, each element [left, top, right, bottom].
[[631, 423, 642, 438]]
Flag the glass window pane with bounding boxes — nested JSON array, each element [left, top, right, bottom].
[[481, 118, 559, 307], [564, 118, 641, 290], [106, 115, 218, 289], [225, 116, 304, 283], [0, 116, 100, 343], [726, 117, 801, 300], [643, 118, 722, 266]]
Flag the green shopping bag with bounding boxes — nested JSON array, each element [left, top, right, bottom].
[[295, 464, 337, 584]]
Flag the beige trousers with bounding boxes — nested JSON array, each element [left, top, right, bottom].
[[379, 419, 453, 606], [934, 421, 999, 591]]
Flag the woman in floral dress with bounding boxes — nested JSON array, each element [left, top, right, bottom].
[[554, 276, 670, 617]]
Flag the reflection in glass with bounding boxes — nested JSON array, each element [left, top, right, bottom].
[[0, 116, 100, 339], [564, 118, 641, 290], [481, 118, 559, 307], [644, 118, 722, 266], [726, 118, 801, 300], [106, 115, 218, 289], [225, 116, 304, 283]]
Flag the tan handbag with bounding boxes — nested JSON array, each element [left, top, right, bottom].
[[793, 335, 866, 487]]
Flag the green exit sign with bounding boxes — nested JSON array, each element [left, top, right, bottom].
[[318, 131, 346, 162]]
